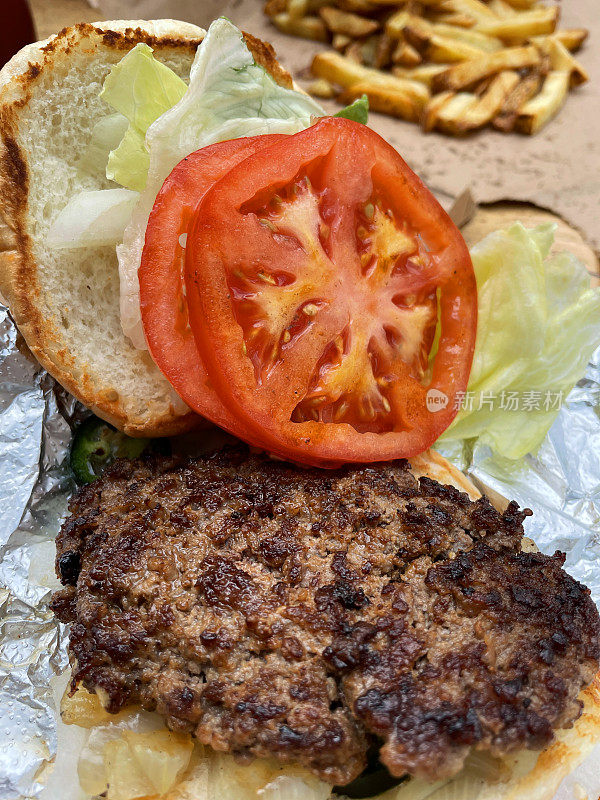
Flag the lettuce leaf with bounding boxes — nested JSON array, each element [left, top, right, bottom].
[[335, 95, 369, 124], [117, 17, 325, 348], [135, 17, 324, 184], [107, 125, 150, 191], [439, 223, 600, 459], [100, 43, 187, 191]]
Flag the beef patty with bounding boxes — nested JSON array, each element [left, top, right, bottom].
[[51, 448, 600, 785]]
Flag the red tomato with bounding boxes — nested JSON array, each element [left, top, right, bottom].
[[139, 135, 286, 440], [185, 118, 477, 466]]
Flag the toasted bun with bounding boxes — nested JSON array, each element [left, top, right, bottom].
[[409, 448, 481, 500], [0, 20, 291, 436]]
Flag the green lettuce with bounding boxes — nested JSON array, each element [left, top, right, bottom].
[[100, 43, 187, 191], [99, 19, 364, 204], [132, 17, 325, 187], [439, 223, 600, 459], [117, 17, 326, 348], [335, 94, 369, 124]]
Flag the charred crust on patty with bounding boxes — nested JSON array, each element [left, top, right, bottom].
[[51, 447, 600, 785]]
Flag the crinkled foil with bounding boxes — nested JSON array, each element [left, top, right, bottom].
[[1, 299, 599, 800], [437, 342, 600, 607]]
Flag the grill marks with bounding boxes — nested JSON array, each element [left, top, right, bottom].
[[51, 448, 600, 785]]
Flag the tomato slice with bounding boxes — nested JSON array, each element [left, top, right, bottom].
[[139, 135, 286, 440], [185, 118, 477, 467]]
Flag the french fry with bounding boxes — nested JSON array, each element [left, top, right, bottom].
[[320, 7, 379, 38], [388, 14, 502, 52], [435, 91, 478, 132], [291, 0, 338, 16], [386, 10, 412, 39], [273, 12, 328, 41], [405, 27, 490, 62], [345, 41, 364, 64], [264, 0, 288, 17], [287, 0, 309, 18], [266, 0, 586, 136], [312, 51, 431, 107], [342, 36, 381, 68], [536, 37, 588, 87], [387, 8, 448, 38], [308, 78, 337, 98], [487, 0, 518, 17], [275, 0, 341, 19], [333, 33, 352, 51], [449, 70, 520, 132], [539, 52, 552, 77], [530, 29, 589, 53], [516, 70, 570, 134], [427, 21, 502, 51], [392, 40, 423, 67], [472, 74, 495, 96], [306, 0, 333, 10], [374, 34, 396, 69], [438, 0, 498, 23], [501, 0, 539, 8], [337, 0, 380, 12], [476, 8, 559, 43], [554, 29, 589, 53], [432, 45, 540, 91], [430, 13, 476, 28], [339, 82, 422, 121], [421, 89, 455, 130], [492, 70, 543, 131], [393, 63, 450, 87], [360, 36, 380, 67]]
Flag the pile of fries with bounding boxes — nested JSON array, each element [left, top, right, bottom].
[[264, 0, 588, 135]]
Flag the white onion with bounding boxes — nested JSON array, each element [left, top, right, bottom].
[[46, 188, 139, 250], [259, 774, 332, 800]]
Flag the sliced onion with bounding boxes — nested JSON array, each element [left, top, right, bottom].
[[46, 188, 139, 250], [259, 774, 332, 800], [123, 730, 193, 795], [75, 707, 163, 798]]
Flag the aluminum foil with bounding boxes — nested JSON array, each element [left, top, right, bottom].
[[1, 296, 599, 800]]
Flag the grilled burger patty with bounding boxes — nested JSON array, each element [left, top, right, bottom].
[[51, 448, 600, 785]]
